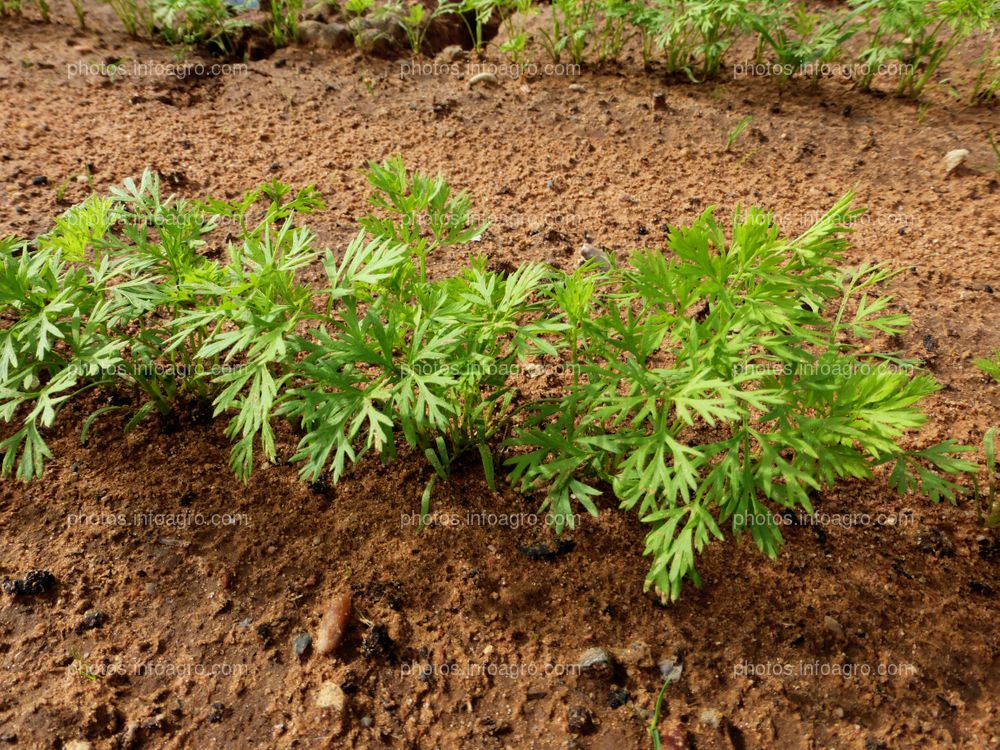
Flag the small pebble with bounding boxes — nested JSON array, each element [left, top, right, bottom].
[[316, 681, 346, 711], [293, 633, 312, 659], [943, 148, 969, 175], [577, 647, 612, 672], [31, 175, 47, 186], [658, 657, 683, 682], [360, 715, 374, 728], [699, 708, 722, 729], [824, 615, 845, 638], [580, 243, 611, 269], [468, 72, 498, 87]]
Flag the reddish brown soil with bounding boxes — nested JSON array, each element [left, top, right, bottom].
[[1, 6, 999, 750]]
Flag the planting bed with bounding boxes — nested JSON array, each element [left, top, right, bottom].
[[1, 5, 1000, 750]]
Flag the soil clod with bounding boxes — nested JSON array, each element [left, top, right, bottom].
[[316, 682, 346, 711], [566, 706, 594, 734]]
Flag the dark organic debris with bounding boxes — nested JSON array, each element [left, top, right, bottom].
[[969, 581, 994, 596], [362, 623, 395, 661], [309, 478, 333, 497], [916, 526, 955, 557], [518, 539, 575, 561], [2, 570, 56, 596]]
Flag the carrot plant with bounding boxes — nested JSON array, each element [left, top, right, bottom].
[[496, 0, 537, 63], [280, 159, 542, 515], [0, 170, 324, 480], [596, 0, 632, 61], [506, 194, 977, 601], [268, 0, 303, 46], [0, 233, 131, 480], [168, 179, 326, 477], [70, 0, 87, 27], [974, 428, 999, 527], [540, 0, 598, 64], [971, 49, 1000, 103], [448, 0, 498, 54]]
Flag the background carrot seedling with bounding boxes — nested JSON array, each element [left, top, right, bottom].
[[648, 675, 674, 749], [725, 115, 753, 151]]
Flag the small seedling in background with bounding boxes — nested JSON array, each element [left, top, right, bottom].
[[973, 428, 999, 528], [725, 115, 753, 151], [102, 0, 150, 36], [648, 675, 674, 749], [269, 0, 302, 46], [148, 0, 249, 57], [69, 650, 101, 681], [971, 52, 1000, 104], [988, 132, 1000, 173], [346, 0, 373, 48], [70, 0, 86, 26], [457, 0, 500, 55], [55, 177, 72, 205], [400, 2, 428, 53], [497, 0, 536, 64]]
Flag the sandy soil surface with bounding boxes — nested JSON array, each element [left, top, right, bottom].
[[1, 6, 999, 749]]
